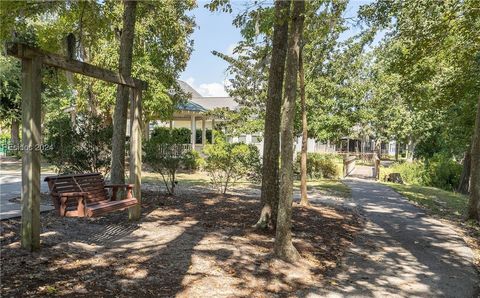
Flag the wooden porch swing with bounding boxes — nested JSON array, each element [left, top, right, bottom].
[[6, 43, 147, 250]]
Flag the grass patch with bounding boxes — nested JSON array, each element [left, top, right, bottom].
[[295, 179, 350, 199], [384, 182, 468, 219], [142, 170, 210, 187], [143, 170, 349, 199], [142, 170, 258, 191]]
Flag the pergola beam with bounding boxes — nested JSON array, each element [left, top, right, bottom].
[[6, 43, 147, 90], [6, 43, 146, 251]]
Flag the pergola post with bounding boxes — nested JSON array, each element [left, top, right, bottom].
[[7, 43, 148, 250], [20, 56, 42, 251], [128, 88, 142, 220], [202, 117, 206, 145], [191, 115, 196, 150]]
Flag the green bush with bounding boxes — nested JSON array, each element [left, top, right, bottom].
[[43, 113, 112, 175], [295, 153, 339, 179], [151, 127, 213, 145], [203, 133, 261, 194], [183, 150, 204, 170], [144, 128, 194, 195], [151, 127, 190, 144], [381, 154, 462, 191], [0, 131, 10, 142], [387, 161, 426, 185], [424, 153, 462, 191]]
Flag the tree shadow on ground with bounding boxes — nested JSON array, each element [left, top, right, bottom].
[[1, 188, 362, 297]]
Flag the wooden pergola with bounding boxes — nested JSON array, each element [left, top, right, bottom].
[[6, 43, 147, 251]]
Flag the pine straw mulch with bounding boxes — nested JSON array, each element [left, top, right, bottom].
[[1, 188, 363, 297]]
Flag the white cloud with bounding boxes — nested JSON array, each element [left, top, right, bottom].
[[184, 77, 229, 97], [198, 82, 228, 97]]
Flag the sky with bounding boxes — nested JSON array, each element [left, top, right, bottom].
[[180, 0, 373, 97]]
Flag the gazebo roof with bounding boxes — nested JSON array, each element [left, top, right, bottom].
[[173, 80, 239, 115], [176, 101, 208, 113]]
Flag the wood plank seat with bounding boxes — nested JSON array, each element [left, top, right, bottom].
[[44, 173, 138, 217]]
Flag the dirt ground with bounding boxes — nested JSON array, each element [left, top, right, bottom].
[[1, 187, 362, 297]]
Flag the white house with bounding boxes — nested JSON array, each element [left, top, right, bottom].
[[149, 80, 337, 156]]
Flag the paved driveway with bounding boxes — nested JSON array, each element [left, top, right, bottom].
[[0, 171, 54, 220]]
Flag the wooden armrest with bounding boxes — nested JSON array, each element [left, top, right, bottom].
[[105, 184, 134, 189], [52, 191, 87, 197], [106, 184, 134, 201], [57, 193, 86, 217]]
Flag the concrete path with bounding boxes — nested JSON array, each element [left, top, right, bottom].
[[312, 179, 479, 298], [0, 171, 53, 220], [350, 166, 375, 180]]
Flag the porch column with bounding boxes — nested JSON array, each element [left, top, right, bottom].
[[191, 115, 196, 149], [169, 120, 173, 129], [21, 56, 42, 251], [211, 119, 215, 144], [202, 117, 206, 145]]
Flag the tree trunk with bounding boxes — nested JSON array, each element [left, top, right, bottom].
[[79, 40, 98, 115], [458, 144, 471, 195], [467, 96, 480, 222], [110, 0, 137, 186], [275, 0, 304, 262], [10, 119, 20, 146], [255, 0, 291, 229], [64, 34, 78, 126], [143, 119, 150, 141], [299, 48, 309, 207], [406, 136, 416, 162]]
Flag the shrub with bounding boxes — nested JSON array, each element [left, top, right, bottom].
[[183, 150, 204, 170], [424, 153, 462, 191], [43, 113, 112, 175], [380, 154, 462, 191], [151, 126, 214, 145], [381, 161, 426, 185], [144, 128, 192, 195], [203, 134, 261, 193], [151, 127, 190, 144], [295, 153, 339, 179]]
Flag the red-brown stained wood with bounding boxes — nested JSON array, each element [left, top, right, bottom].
[[44, 173, 138, 218]]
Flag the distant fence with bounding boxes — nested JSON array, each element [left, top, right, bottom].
[[157, 144, 192, 157], [337, 152, 376, 163], [343, 155, 356, 178]]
